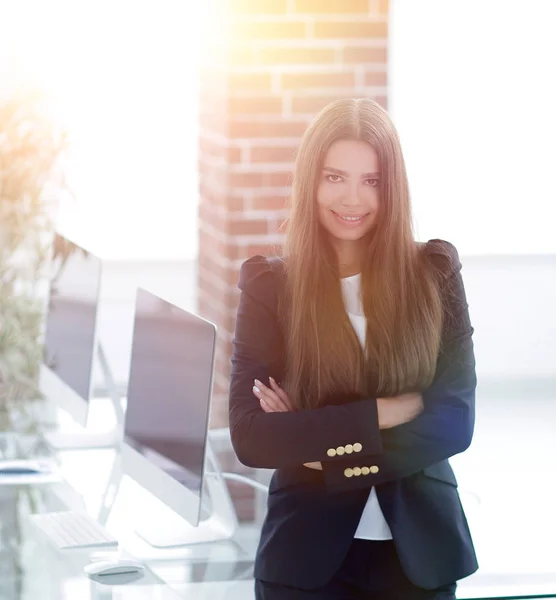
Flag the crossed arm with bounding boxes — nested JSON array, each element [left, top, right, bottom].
[[228, 241, 476, 492], [253, 376, 425, 470]]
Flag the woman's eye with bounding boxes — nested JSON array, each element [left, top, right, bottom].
[[326, 174, 342, 182], [366, 178, 379, 187]]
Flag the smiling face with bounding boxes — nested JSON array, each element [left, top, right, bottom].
[[316, 139, 380, 267]]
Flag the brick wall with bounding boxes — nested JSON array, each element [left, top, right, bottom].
[[198, 0, 389, 429]]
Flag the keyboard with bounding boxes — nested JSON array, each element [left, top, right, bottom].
[[30, 510, 118, 550]]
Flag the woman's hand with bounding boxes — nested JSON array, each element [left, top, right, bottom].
[[377, 392, 424, 429], [303, 461, 323, 470], [253, 377, 294, 412], [252, 379, 322, 469]]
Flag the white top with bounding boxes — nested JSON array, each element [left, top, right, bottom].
[[341, 273, 393, 540]]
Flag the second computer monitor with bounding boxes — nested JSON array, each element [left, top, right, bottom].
[[122, 288, 216, 535], [40, 232, 102, 427]]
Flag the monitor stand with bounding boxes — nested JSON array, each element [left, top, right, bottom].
[[98, 442, 239, 555], [43, 343, 124, 450]]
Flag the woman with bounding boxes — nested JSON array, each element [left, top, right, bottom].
[[229, 98, 478, 599]]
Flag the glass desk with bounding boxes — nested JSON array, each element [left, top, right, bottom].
[[1, 442, 556, 600], [0, 445, 259, 600]]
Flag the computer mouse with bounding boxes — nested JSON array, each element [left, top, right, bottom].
[[84, 559, 144, 577], [0, 460, 50, 475]]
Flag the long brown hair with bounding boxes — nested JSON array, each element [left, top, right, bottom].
[[280, 98, 444, 410]]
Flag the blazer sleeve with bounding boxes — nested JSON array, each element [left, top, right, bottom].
[[321, 239, 477, 492], [228, 255, 384, 469]]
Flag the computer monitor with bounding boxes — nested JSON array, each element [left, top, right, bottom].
[[119, 288, 237, 547], [40, 232, 102, 428]]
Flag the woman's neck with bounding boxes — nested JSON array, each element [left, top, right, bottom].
[[335, 240, 363, 278]]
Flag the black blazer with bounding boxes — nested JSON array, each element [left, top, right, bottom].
[[229, 239, 479, 591]]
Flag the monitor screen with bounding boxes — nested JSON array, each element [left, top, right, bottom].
[[123, 288, 216, 519], [43, 233, 101, 402]]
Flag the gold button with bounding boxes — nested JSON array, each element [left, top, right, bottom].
[[336, 446, 345, 456], [361, 466, 370, 475], [327, 448, 336, 457], [353, 467, 362, 476], [353, 443, 362, 453], [344, 444, 354, 454], [370, 465, 379, 474], [344, 468, 354, 478]]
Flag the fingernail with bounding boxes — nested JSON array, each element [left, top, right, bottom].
[[254, 379, 261, 386], [253, 385, 260, 393], [269, 377, 275, 384]]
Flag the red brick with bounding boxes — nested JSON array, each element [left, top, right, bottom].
[[252, 195, 290, 210], [199, 135, 226, 158], [230, 72, 273, 92], [198, 276, 228, 306], [364, 70, 388, 86], [376, 0, 389, 15], [291, 94, 346, 113], [233, 0, 288, 14], [233, 246, 253, 261], [229, 170, 292, 188], [258, 47, 336, 65], [198, 202, 226, 231], [231, 20, 307, 40], [200, 188, 227, 212], [314, 20, 388, 39], [230, 46, 255, 66], [198, 187, 225, 210], [227, 293, 241, 315], [199, 255, 228, 285], [375, 94, 388, 109], [229, 95, 283, 115], [215, 355, 232, 378], [268, 171, 292, 187], [226, 146, 243, 163], [197, 295, 225, 324], [223, 244, 243, 261], [198, 66, 227, 95], [228, 172, 264, 188], [226, 266, 242, 287], [229, 118, 309, 138], [198, 184, 226, 210], [227, 196, 245, 212], [199, 112, 227, 137], [250, 145, 297, 163], [199, 231, 237, 261], [198, 274, 230, 303], [342, 46, 387, 64], [268, 218, 289, 234], [281, 71, 355, 90], [199, 161, 227, 184], [246, 243, 282, 257], [208, 401, 229, 429], [224, 339, 235, 358], [213, 379, 227, 396], [222, 314, 238, 337], [229, 219, 269, 235], [294, 0, 370, 13]]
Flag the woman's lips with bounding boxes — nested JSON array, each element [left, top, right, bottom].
[[331, 210, 369, 226]]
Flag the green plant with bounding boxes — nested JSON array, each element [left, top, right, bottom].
[[0, 88, 67, 436]]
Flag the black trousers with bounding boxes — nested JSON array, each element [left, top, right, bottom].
[[255, 539, 457, 600]]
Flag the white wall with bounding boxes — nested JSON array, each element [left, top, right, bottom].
[[389, 0, 556, 384], [389, 0, 556, 256], [0, 0, 202, 261]]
